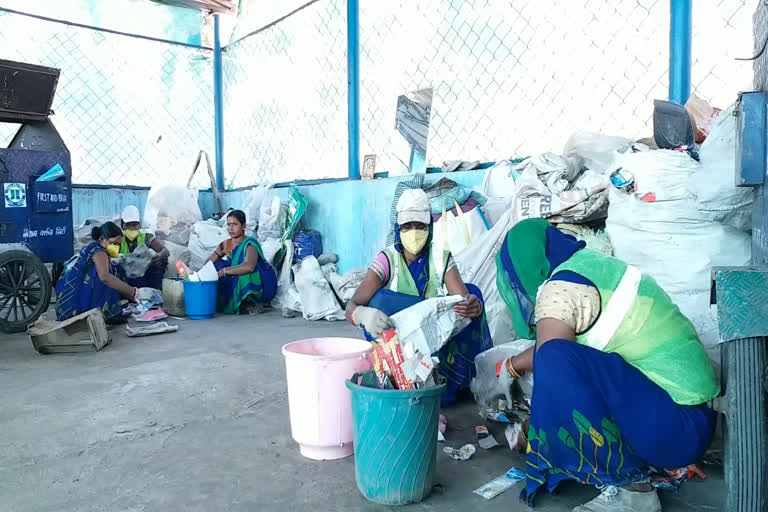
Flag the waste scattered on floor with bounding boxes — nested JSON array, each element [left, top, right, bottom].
[[474, 467, 527, 500], [126, 321, 179, 337], [443, 443, 476, 461]]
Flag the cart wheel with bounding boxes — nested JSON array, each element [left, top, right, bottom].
[[722, 337, 768, 511], [0, 250, 52, 334]]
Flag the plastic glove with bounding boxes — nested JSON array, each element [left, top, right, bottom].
[[136, 287, 157, 301], [352, 306, 393, 338]]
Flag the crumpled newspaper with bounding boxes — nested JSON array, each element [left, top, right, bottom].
[[391, 295, 471, 356], [114, 244, 156, 278]]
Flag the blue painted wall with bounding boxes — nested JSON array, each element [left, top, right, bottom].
[[72, 170, 487, 273], [72, 188, 149, 224], [214, 170, 486, 273]]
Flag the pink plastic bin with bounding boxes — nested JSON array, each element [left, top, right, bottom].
[[281, 337, 372, 460]]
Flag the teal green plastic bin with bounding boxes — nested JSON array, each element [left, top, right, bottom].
[[346, 379, 445, 505]]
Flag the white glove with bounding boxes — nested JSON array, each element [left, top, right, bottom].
[[352, 306, 393, 338]]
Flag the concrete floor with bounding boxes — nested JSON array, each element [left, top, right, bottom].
[[0, 312, 724, 512]]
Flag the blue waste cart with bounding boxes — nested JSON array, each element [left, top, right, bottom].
[[0, 59, 73, 332]]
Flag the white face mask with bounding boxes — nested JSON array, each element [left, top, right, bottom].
[[400, 229, 429, 254]]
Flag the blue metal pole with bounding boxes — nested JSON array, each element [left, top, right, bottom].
[[347, 0, 361, 179], [669, 0, 692, 105], [213, 14, 225, 190]]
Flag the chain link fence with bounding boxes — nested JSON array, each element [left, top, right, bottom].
[[0, 10, 214, 187], [360, 0, 759, 175], [0, 1, 758, 187], [221, 0, 348, 189]]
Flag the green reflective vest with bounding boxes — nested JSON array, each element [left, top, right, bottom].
[[382, 246, 451, 298], [553, 249, 719, 405], [119, 231, 147, 255]]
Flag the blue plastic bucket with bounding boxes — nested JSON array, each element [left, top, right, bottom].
[[345, 379, 445, 505], [182, 280, 217, 319]]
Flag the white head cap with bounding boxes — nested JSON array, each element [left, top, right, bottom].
[[121, 205, 141, 224], [396, 189, 431, 226]]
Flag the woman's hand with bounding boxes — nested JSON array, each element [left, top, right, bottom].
[[454, 294, 482, 318], [218, 268, 228, 278]]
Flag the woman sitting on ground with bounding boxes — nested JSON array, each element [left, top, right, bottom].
[[345, 188, 493, 405], [117, 205, 170, 290], [209, 209, 277, 314], [55, 221, 138, 322], [496, 218, 718, 512]]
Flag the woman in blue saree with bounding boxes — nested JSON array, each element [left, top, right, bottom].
[[55, 222, 138, 322], [209, 210, 277, 314], [496, 219, 718, 512], [346, 189, 493, 405]]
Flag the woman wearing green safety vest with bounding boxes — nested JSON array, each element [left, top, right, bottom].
[[496, 218, 719, 512], [209, 210, 277, 314], [118, 205, 170, 290], [346, 188, 493, 405]]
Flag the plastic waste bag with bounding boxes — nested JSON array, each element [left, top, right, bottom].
[[563, 131, 632, 174], [481, 159, 519, 199], [292, 255, 343, 321], [328, 269, 367, 305], [257, 195, 287, 241], [113, 244, 156, 279], [73, 217, 119, 252], [471, 339, 535, 405], [187, 220, 229, 271], [606, 149, 751, 347], [390, 295, 471, 356], [283, 185, 309, 243], [273, 240, 302, 313], [243, 185, 272, 232], [433, 202, 488, 254], [143, 185, 202, 246], [688, 105, 753, 230], [294, 230, 323, 263], [453, 208, 519, 346], [685, 94, 721, 144], [162, 241, 191, 278]]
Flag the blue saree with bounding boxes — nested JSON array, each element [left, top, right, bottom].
[[55, 242, 123, 321], [214, 237, 277, 314]]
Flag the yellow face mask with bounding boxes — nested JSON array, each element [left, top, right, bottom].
[[400, 229, 429, 255], [123, 229, 140, 242], [106, 244, 120, 258]]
